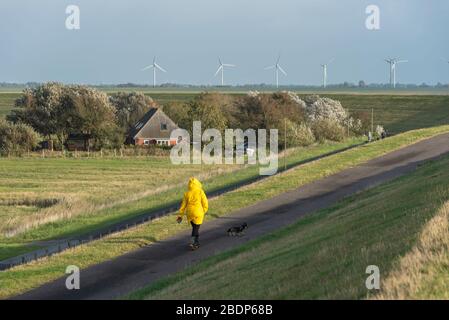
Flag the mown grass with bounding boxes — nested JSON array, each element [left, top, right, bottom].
[[0, 139, 361, 261], [0, 93, 19, 118], [319, 94, 449, 134], [0, 125, 448, 299], [0, 156, 239, 237], [373, 200, 449, 299], [131, 144, 449, 300]]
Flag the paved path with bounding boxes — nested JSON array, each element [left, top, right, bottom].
[[14, 133, 449, 300]]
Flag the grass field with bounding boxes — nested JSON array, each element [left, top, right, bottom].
[[1, 91, 448, 134], [0, 139, 362, 261], [0, 125, 448, 299], [0, 92, 19, 118], [318, 94, 449, 134], [0, 156, 237, 237], [130, 142, 449, 300]]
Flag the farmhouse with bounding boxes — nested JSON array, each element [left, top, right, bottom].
[[127, 108, 179, 146]]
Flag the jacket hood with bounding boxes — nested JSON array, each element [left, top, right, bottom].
[[188, 177, 203, 191]]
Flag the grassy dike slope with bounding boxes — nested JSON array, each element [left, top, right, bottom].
[[1, 125, 448, 299], [0, 139, 361, 261], [132, 140, 449, 300]]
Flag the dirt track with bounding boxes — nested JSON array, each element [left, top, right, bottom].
[[13, 133, 449, 300]]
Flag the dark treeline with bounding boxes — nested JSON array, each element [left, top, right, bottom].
[[1, 83, 374, 156]]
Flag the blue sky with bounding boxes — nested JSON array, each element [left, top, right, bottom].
[[1, 0, 448, 85]]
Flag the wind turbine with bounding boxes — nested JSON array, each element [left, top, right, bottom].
[[265, 55, 287, 89], [141, 57, 167, 88], [214, 58, 235, 86], [320, 58, 334, 89], [385, 58, 408, 88]]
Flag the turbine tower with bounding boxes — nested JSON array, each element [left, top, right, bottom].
[[385, 58, 408, 88], [142, 57, 167, 88], [214, 58, 235, 86], [265, 55, 287, 89], [321, 58, 334, 89]]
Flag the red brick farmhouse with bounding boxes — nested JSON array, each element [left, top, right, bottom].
[[127, 108, 179, 146]]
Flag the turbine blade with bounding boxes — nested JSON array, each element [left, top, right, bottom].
[[141, 65, 154, 71], [397, 60, 408, 63], [276, 54, 281, 65], [278, 65, 287, 76], [264, 65, 275, 70], [223, 64, 236, 67], [155, 63, 167, 73], [214, 65, 223, 77]]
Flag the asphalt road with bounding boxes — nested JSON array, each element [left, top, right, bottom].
[[14, 133, 449, 300]]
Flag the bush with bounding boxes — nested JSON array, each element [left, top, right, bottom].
[[350, 111, 371, 135], [303, 95, 348, 125], [0, 120, 41, 156], [295, 123, 316, 146], [311, 119, 346, 142], [285, 120, 315, 147]]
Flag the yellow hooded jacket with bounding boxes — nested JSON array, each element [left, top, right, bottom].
[[178, 178, 209, 225]]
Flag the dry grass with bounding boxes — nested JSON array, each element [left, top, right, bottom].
[[0, 158, 240, 237], [372, 198, 449, 300]]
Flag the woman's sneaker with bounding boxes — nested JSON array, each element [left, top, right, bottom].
[[190, 243, 200, 250]]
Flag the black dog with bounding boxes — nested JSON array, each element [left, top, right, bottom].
[[227, 223, 248, 236]]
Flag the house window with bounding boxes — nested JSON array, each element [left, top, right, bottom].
[[161, 123, 168, 131], [144, 139, 150, 145], [156, 140, 169, 146]]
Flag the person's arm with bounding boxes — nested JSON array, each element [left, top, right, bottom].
[[201, 191, 209, 214], [178, 193, 187, 221]]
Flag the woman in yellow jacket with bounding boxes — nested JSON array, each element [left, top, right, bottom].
[[177, 177, 209, 250]]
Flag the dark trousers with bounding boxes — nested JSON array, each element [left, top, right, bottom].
[[191, 222, 200, 244]]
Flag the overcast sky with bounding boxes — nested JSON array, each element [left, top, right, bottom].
[[1, 0, 448, 85]]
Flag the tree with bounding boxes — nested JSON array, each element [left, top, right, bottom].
[[186, 92, 229, 133], [64, 86, 120, 148], [8, 82, 66, 144], [8, 83, 123, 149], [0, 119, 41, 155], [109, 92, 157, 133], [234, 91, 306, 131], [162, 101, 190, 130]]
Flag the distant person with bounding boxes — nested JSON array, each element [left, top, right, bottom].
[[177, 177, 209, 250]]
